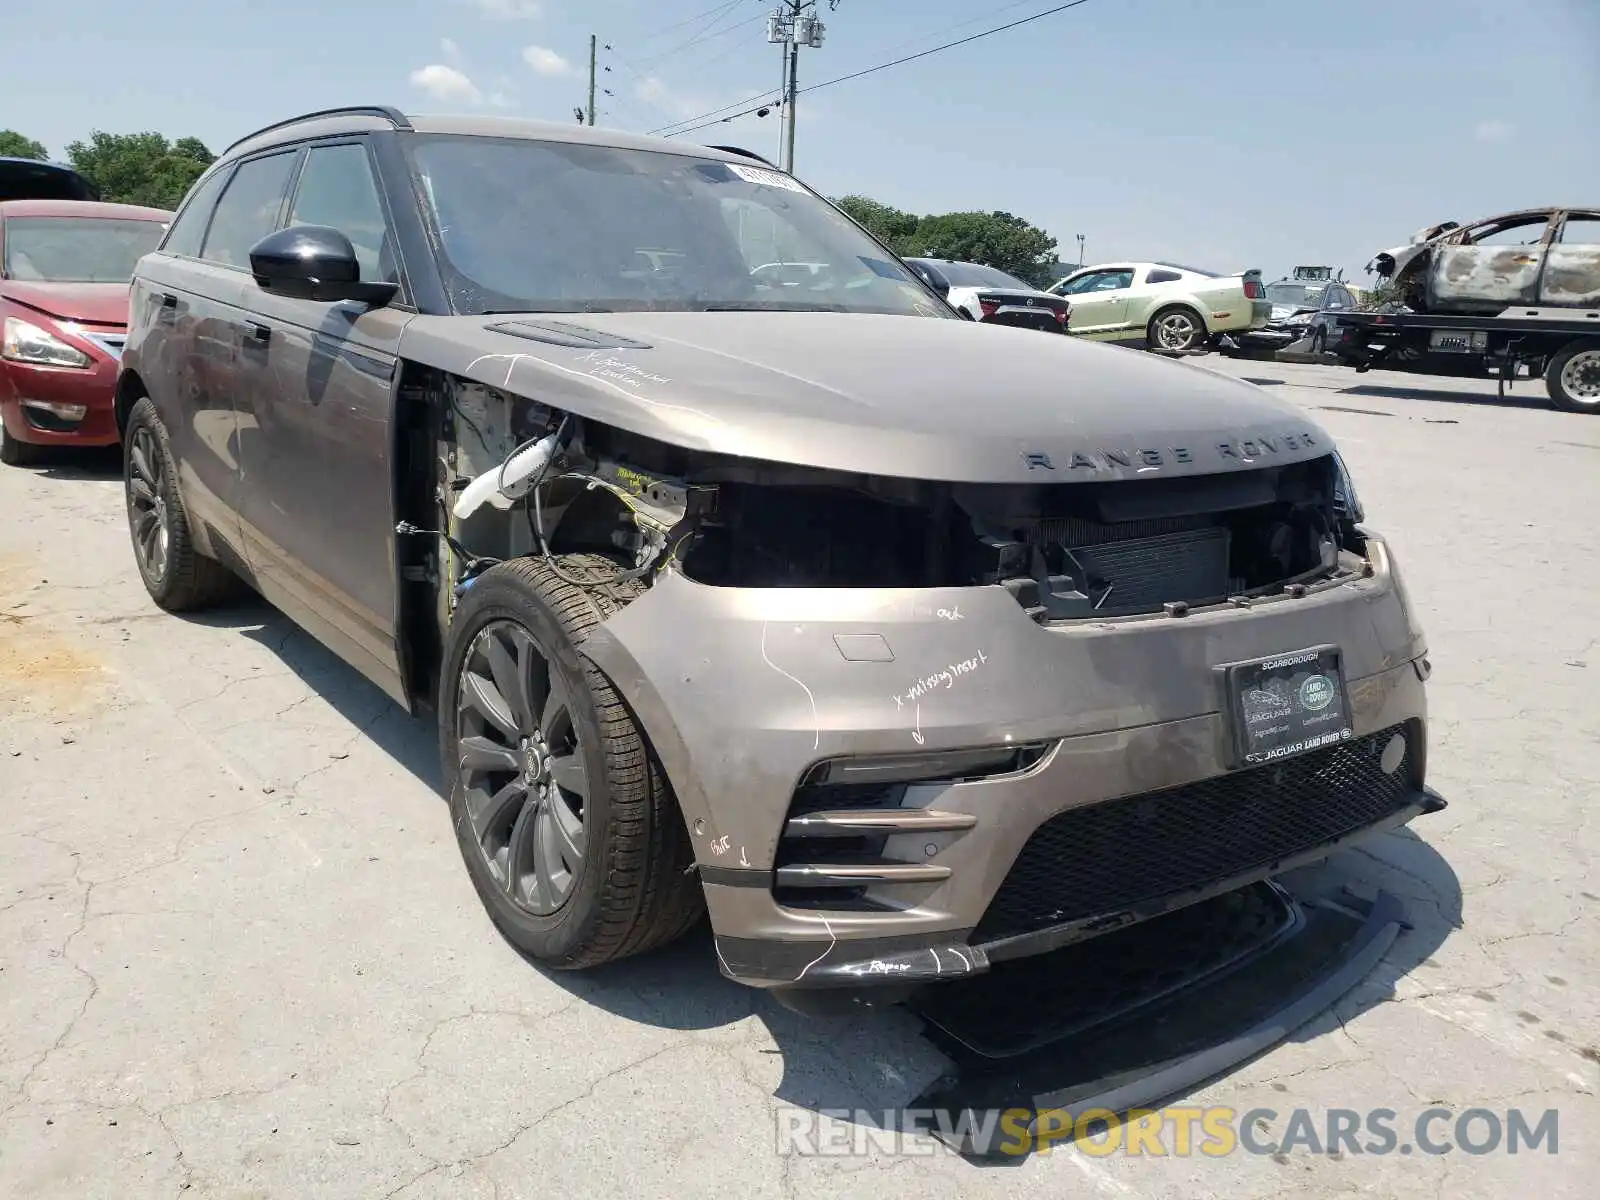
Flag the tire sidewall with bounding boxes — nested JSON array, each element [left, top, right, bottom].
[[124, 399, 179, 598], [1547, 342, 1600, 413], [439, 571, 619, 960]]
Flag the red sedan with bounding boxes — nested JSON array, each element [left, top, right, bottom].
[[0, 199, 171, 465]]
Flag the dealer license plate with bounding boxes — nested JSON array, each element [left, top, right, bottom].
[[1217, 645, 1354, 767]]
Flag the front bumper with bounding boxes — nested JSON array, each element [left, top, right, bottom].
[[0, 354, 120, 447], [580, 533, 1431, 990]]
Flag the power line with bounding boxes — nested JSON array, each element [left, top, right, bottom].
[[634, 0, 755, 43], [629, 0, 754, 73], [803, 0, 1093, 95], [657, 1, 1095, 140]]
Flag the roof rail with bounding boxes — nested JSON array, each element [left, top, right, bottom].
[[706, 144, 777, 168], [223, 106, 412, 156]]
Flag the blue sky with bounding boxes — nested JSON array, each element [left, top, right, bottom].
[[6, 0, 1597, 281]]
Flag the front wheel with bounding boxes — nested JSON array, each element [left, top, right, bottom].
[[123, 396, 241, 610], [0, 421, 45, 466], [439, 554, 704, 969], [1148, 306, 1206, 352], [1309, 328, 1327, 356], [1546, 342, 1600, 414]]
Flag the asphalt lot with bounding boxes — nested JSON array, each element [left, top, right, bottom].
[[1, 357, 1596, 1198]]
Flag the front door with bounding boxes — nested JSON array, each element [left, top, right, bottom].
[[229, 139, 415, 705], [1428, 212, 1556, 312], [1056, 268, 1135, 338]]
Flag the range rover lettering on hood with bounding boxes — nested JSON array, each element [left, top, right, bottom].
[[398, 310, 1339, 484], [1022, 429, 1318, 473]]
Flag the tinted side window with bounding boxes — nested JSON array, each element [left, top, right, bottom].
[[160, 168, 230, 258], [1146, 268, 1182, 284], [286, 142, 396, 283], [200, 151, 298, 269]]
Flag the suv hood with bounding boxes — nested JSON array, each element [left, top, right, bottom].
[[0, 280, 131, 325], [400, 310, 1333, 484]]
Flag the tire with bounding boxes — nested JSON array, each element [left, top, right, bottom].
[[0, 420, 45, 466], [1148, 306, 1207, 353], [1309, 328, 1327, 356], [439, 553, 704, 969], [123, 396, 241, 610], [1545, 341, 1600, 414]]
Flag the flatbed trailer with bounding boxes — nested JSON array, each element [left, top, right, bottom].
[[1332, 306, 1600, 413]]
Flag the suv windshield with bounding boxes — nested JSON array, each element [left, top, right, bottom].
[[2, 216, 167, 282], [1266, 282, 1326, 308], [406, 135, 948, 317], [926, 261, 1031, 290]]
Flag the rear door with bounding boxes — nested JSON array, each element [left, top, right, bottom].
[[229, 137, 413, 705], [1539, 210, 1600, 308], [1428, 211, 1556, 311]]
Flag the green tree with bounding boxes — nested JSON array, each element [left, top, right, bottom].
[[0, 130, 49, 160], [64, 131, 216, 210], [833, 195, 919, 253], [906, 210, 1059, 288]]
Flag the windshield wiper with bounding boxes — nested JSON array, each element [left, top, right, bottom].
[[699, 302, 849, 313]]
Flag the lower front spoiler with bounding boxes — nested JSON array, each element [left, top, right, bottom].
[[907, 883, 1409, 1160], [725, 785, 1445, 1001]]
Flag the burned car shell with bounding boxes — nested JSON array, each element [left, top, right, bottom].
[[1369, 207, 1600, 314]]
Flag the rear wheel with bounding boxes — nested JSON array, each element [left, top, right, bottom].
[[0, 421, 45, 466], [1148, 306, 1207, 352], [1546, 342, 1600, 414], [124, 396, 241, 610], [439, 554, 704, 968]]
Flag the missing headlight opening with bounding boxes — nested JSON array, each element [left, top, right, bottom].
[[435, 373, 1365, 624]]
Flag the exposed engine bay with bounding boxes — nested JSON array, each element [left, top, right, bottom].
[[423, 373, 1365, 633]]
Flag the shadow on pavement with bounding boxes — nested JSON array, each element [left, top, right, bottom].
[[1340, 382, 1552, 412], [27, 444, 122, 481], [186, 585, 1462, 1159]]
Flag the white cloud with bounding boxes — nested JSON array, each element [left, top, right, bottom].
[[1473, 119, 1513, 142], [474, 0, 542, 17], [633, 75, 706, 121], [487, 92, 515, 109], [522, 45, 576, 77], [408, 63, 483, 104]]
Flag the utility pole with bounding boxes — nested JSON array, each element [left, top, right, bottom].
[[767, 1, 834, 172], [1076, 233, 1086, 266], [586, 34, 597, 125]]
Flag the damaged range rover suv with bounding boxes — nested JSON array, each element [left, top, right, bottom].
[[115, 107, 1441, 1010]]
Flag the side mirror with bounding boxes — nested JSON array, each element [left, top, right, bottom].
[[249, 225, 397, 306], [909, 263, 948, 297]]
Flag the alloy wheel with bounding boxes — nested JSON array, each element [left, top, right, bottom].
[[127, 426, 170, 581], [1559, 349, 1600, 405], [1155, 311, 1200, 351], [456, 619, 590, 916]]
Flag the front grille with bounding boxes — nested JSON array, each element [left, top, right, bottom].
[[972, 722, 1420, 944]]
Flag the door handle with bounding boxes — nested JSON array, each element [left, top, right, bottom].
[[247, 322, 271, 343], [159, 292, 177, 309]]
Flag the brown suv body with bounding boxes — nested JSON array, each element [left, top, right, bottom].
[[116, 108, 1438, 1003]]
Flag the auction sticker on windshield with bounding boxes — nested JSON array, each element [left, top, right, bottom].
[[727, 163, 807, 193], [1217, 645, 1353, 767]]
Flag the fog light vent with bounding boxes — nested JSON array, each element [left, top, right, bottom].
[[1379, 733, 1407, 776]]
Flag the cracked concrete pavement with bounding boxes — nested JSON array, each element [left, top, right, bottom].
[[1, 359, 1596, 1197]]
